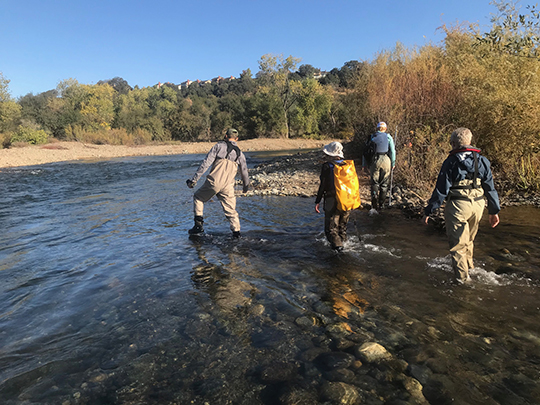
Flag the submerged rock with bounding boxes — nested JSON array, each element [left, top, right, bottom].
[[279, 386, 319, 405], [354, 342, 392, 363], [324, 368, 356, 383], [402, 376, 428, 404], [315, 351, 355, 370], [260, 361, 300, 383], [319, 381, 361, 404]]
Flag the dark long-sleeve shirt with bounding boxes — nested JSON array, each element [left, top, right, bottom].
[[425, 147, 500, 216], [315, 160, 343, 204]]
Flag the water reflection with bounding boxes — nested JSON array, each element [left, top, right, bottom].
[[0, 156, 539, 404]]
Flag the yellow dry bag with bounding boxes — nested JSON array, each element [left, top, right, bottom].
[[333, 160, 361, 211]]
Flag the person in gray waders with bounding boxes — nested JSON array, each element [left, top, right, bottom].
[[186, 128, 249, 238], [423, 127, 500, 283], [364, 122, 396, 210]]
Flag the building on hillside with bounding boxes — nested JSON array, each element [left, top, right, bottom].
[[180, 80, 193, 89], [313, 71, 328, 80]]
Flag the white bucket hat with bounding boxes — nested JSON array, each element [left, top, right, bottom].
[[377, 121, 387, 130], [323, 141, 344, 158]]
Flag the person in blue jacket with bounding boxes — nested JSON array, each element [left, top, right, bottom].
[[364, 122, 396, 210], [423, 127, 500, 283]]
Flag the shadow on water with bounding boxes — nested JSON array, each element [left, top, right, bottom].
[[0, 154, 539, 404]]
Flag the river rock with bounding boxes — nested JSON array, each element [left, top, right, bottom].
[[402, 376, 429, 404], [422, 375, 456, 405], [312, 335, 332, 349], [324, 368, 356, 383], [354, 342, 392, 363], [313, 300, 333, 315], [250, 303, 265, 316], [279, 386, 319, 405], [192, 378, 227, 399], [327, 322, 354, 336], [407, 364, 433, 385], [331, 337, 356, 351], [260, 361, 300, 383], [319, 381, 361, 404], [295, 315, 318, 328], [252, 328, 287, 348], [315, 351, 355, 370], [299, 347, 329, 362]]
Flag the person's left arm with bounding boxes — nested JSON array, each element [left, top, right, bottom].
[[238, 152, 250, 192], [480, 156, 501, 215], [387, 133, 396, 168]]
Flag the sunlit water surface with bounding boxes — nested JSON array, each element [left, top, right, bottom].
[[0, 153, 539, 404]]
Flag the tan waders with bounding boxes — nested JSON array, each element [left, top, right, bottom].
[[370, 154, 391, 209], [193, 159, 241, 232], [444, 180, 486, 282]]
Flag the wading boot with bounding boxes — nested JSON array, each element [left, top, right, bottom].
[[188, 216, 204, 235], [371, 195, 379, 211], [379, 191, 387, 210], [232, 231, 241, 238]]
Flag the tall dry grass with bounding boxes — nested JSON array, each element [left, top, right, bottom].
[[64, 126, 154, 146], [351, 26, 540, 191]]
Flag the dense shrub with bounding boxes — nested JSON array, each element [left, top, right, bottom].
[[10, 126, 49, 145]]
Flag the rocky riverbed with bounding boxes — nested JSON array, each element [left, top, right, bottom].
[[244, 150, 428, 215], [243, 150, 540, 230]]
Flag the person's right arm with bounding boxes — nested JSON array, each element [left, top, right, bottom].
[[424, 158, 452, 217], [190, 143, 221, 183], [315, 163, 329, 211]]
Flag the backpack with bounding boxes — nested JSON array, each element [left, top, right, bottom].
[[222, 140, 241, 162], [363, 137, 377, 166], [333, 160, 361, 211]]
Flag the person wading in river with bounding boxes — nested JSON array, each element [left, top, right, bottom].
[[423, 127, 500, 283], [186, 128, 249, 238], [364, 122, 396, 211], [315, 141, 357, 252]]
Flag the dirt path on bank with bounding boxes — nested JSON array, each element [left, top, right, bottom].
[[0, 139, 336, 169]]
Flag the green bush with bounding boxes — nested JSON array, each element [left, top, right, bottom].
[[10, 126, 49, 145]]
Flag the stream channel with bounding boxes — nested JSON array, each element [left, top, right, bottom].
[[0, 151, 539, 404]]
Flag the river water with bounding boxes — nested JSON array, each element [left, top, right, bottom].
[[0, 152, 539, 404]]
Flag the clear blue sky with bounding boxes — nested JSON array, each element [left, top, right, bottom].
[[1, 0, 496, 99]]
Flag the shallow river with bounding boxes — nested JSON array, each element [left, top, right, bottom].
[[0, 152, 539, 405]]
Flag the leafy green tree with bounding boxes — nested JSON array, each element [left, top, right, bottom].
[[79, 83, 115, 131], [0, 73, 22, 134], [113, 87, 168, 141], [319, 67, 341, 87], [227, 69, 256, 95], [97, 77, 132, 95], [256, 54, 303, 137], [474, 0, 540, 59], [243, 92, 284, 138], [338, 60, 363, 88], [298, 64, 319, 79], [19, 90, 58, 131], [290, 79, 332, 136], [113, 87, 151, 133]]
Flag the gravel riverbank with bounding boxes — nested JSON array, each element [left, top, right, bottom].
[[244, 150, 540, 231]]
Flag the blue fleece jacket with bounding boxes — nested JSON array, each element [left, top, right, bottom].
[[424, 147, 500, 216]]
